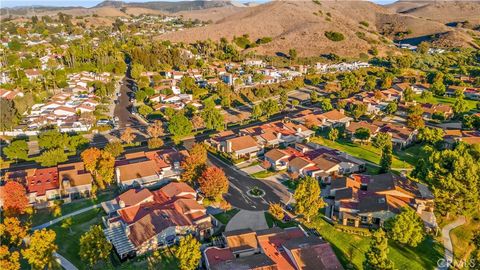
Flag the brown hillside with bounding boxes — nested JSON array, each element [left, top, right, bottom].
[[176, 6, 245, 23], [158, 1, 470, 57], [387, 1, 480, 24]]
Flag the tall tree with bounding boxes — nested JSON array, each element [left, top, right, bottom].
[[269, 203, 285, 221], [0, 217, 28, 247], [412, 143, 479, 216], [38, 129, 68, 150], [202, 98, 224, 131], [373, 132, 391, 149], [36, 148, 67, 167], [453, 96, 468, 115], [198, 167, 229, 200], [22, 229, 58, 270], [320, 98, 333, 112], [3, 181, 29, 216], [385, 207, 425, 247], [175, 235, 201, 270], [0, 245, 20, 270], [328, 128, 339, 141], [181, 143, 207, 183], [354, 127, 371, 143], [364, 229, 395, 270], [4, 140, 29, 161], [81, 147, 102, 173], [79, 225, 112, 268], [147, 120, 164, 138], [168, 112, 193, 141], [403, 87, 414, 102], [294, 176, 324, 222], [120, 127, 136, 144], [379, 141, 393, 173], [104, 141, 124, 158]]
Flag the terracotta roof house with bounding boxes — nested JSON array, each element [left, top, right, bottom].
[[224, 135, 263, 159], [378, 122, 417, 148], [239, 120, 314, 148], [115, 149, 187, 188], [293, 109, 352, 130], [329, 173, 436, 230], [24, 167, 61, 206], [345, 121, 380, 142], [421, 103, 454, 120], [58, 162, 93, 201], [204, 227, 343, 270], [283, 236, 344, 270], [103, 182, 212, 259], [264, 147, 304, 171]]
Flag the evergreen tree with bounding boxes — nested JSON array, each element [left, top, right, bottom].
[[379, 142, 392, 173], [294, 176, 324, 222], [385, 207, 425, 247], [364, 229, 395, 270]]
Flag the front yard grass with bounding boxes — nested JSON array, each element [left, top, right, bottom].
[[116, 248, 179, 270], [414, 95, 479, 112], [264, 212, 298, 229], [306, 215, 443, 270], [213, 208, 240, 225], [31, 191, 116, 227], [450, 212, 480, 262], [50, 208, 105, 269], [251, 169, 284, 179], [310, 136, 414, 169]]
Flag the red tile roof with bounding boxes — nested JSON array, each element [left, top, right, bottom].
[[26, 167, 59, 196]]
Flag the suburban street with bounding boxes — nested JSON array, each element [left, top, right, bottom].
[[207, 153, 291, 211]]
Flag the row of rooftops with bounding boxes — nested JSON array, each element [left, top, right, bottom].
[[205, 227, 344, 270]]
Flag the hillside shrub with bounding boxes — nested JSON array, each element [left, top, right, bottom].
[[256, 37, 273, 44], [359, 21, 370, 27], [325, 31, 345, 42]]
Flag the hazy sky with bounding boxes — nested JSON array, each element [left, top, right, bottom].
[[0, 0, 397, 8]]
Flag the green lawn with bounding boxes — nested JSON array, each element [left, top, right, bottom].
[[264, 212, 298, 229], [450, 212, 480, 262], [116, 248, 179, 270], [31, 191, 116, 227], [306, 215, 444, 270], [414, 94, 479, 111], [213, 209, 240, 225], [310, 136, 414, 169], [251, 169, 285, 178], [50, 208, 105, 269]]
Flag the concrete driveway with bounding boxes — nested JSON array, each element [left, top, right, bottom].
[[225, 210, 268, 232], [241, 165, 265, 175]]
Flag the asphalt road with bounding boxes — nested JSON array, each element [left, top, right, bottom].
[[207, 152, 291, 211]]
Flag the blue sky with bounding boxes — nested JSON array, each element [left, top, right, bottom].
[[1, 0, 397, 8]]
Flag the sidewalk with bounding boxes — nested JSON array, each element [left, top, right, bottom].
[[54, 252, 78, 270], [438, 216, 466, 270], [32, 204, 102, 230]]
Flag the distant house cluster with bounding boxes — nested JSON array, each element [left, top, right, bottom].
[[204, 227, 344, 270], [102, 182, 212, 259], [209, 120, 314, 160], [26, 92, 99, 131]]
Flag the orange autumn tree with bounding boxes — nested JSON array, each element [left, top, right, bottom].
[[81, 147, 102, 174], [3, 181, 29, 216], [198, 167, 229, 200], [0, 217, 28, 247], [81, 148, 115, 192], [181, 143, 207, 183]]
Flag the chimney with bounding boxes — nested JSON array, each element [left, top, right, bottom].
[[345, 121, 350, 128], [125, 225, 130, 236], [339, 109, 345, 114], [115, 167, 121, 184], [119, 200, 125, 208], [226, 140, 232, 153], [277, 132, 281, 139]]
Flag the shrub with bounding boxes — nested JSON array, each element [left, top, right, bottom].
[[256, 36, 272, 44], [233, 35, 252, 49], [325, 31, 345, 42], [359, 21, 369, 27]]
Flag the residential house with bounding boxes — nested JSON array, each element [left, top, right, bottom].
[[115, 149, 188, 188], [211, 134, 263, 159], [6, 167, 61, 207], [204, 227, 343, 270], [329, 173, 436, 230], [58, 162, 93, 201], [240, 120, 314, 148], [377, 122, 417, 148], [103, 182, 212, 259], [293, 109, 352, 130], [24, 69, 41, 81], [345, 121, 380, 142], [421, 103, 454, 120]]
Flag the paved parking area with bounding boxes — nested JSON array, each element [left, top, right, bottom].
[[225, 210, 268, 232]]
